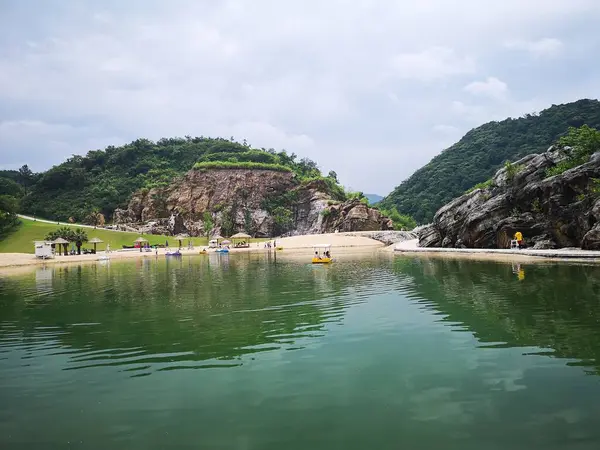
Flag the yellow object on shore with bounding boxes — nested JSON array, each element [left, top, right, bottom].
[[514, 231, 523, 241], [276, 246, 283, 251]]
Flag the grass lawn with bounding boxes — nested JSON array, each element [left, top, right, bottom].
[[0, 218, 211, 254]]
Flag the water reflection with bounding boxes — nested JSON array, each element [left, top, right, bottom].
[[0, 256, 381, 377], [392, 256, 600, 374]]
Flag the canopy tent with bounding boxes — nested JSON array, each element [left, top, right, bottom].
[[230, 232, 251, 239], [89, 237, 103, 253], [312, 244, 331, 249], [230, 232, 251, 248]]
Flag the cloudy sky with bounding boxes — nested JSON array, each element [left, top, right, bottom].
[[0, 1, 599, 194]]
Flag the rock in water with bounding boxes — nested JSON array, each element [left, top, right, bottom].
[[418, 148, 600, 249]]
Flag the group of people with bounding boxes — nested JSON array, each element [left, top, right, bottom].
[[314, 250, 331, 259]]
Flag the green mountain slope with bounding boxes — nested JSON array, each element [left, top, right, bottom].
[[380, 99, 600, 223], [19, 137, 332, 223]]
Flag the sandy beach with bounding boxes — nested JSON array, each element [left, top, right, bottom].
[[0, 233, 384, 270], [5, 232, 600, 276]]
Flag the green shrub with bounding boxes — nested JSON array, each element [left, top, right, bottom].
[[545, 125, 600, 178], [531, 198, 542, 213], [193, 161, 292, 172], [504, 161, 523, 182], [466, 178, 494, 193]]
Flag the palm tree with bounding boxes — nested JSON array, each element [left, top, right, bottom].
[[45, 226, 74, 256], [71, 228, 89, 255]]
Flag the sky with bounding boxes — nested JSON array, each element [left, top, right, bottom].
[[0, 1, 599, 195]]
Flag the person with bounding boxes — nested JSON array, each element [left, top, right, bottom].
[[155, 245, 158, 256], [106, 243, 110, 253], [325, 250, 330, 258], [514, 231, 524, 249], [315, 251, 321, 259]]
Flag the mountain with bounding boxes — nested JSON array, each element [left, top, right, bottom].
[[380, 99, 600, 224], [418, 125, 600, 250], [19, 137, 333, 222], [364, 194, 383, 205], [6, 136, 394, 237]]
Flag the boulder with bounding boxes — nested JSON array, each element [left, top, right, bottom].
[[418, 147, 600, 249]]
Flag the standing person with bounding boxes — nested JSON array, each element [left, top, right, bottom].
[[155, 245, 158, 256], [106, 243, 110, 253], [514, 231, 524, 249]]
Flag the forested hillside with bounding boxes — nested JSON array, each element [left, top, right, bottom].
[[19, 137, 328, 223], [0, 167, 35, 236], [381, 99, 600, 223]]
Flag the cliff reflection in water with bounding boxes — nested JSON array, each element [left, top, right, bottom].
[[0, 255, 379, 376], [392, 256, 600, 375]]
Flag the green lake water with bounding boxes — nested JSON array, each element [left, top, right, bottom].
[[2, 253, 600, 449]]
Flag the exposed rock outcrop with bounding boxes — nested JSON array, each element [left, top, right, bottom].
[[418, 148, 600, 250], [114, 168, 392, 237]]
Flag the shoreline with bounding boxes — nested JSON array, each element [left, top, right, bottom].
[[4, 233, 600, 276], [393, 239, 600, 263], [0, 233, 384, 272]]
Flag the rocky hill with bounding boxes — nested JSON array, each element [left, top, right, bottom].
[[381, 99, 600, 223], [418, 126, 600, 250], [114, 167, 393, 237]]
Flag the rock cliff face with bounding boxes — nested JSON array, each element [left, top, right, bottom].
[[114, 168, 393, 237], [418, 148, 600, 250]]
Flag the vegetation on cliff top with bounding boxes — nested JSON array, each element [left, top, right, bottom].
[[380, 99, 600, 223], [12, 136, 336, 223]]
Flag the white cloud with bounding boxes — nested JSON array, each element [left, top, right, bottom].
[[0, 0, 599, 195], [504, 38, 564, 58], [433, 125, 460, 135], [389, 47, 476, 81], [464, 77, 509, 100]]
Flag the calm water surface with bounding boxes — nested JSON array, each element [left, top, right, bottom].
[[2, 253, 600, 449]]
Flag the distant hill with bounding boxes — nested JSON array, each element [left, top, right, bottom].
[[380, 99, 600, 223], [364, 194, 383, 205], [18, 137, 337, 222]]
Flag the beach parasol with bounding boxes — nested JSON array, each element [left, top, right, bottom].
[[211, 234, 224, 241], [88, 237, 103, 253], [134, 237, 148, 243], [174, 234, 189, 248], [221, 240, 231, 245], [53, 237, 69, 256]]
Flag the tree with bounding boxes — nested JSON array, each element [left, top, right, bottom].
[[85, 209, 105, 228], [71, 228, 89, 255], [327, 170, 338, 182], [17, 165, 34, 195], [202, 211, 214, 237], [272, 206, 293, 236], [0, 194, 20, 236], [45, 226, 75, 255]]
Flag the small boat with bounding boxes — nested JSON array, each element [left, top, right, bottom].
[[215, 248, 229, 253], [199, 249, 208, 255], [165, 250, 182, 257], [97, 255, 110, 261], [276, 246, 283, 251], [312, 244, 333, 264]]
